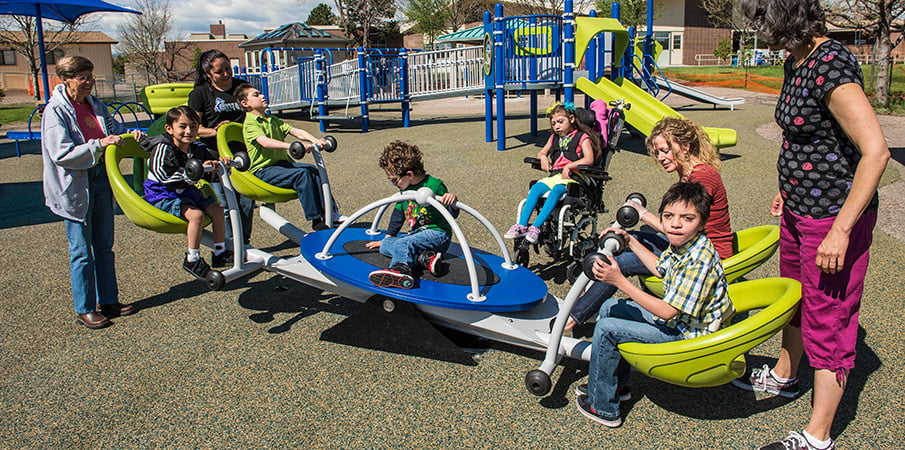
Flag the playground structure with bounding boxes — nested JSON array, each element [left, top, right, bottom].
[[232, 1, 738, 151]]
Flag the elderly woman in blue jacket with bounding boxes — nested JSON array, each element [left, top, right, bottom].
[[42, 56, 145, 329]]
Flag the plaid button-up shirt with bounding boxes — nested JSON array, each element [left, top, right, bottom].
[[655, 233, 733, 339]]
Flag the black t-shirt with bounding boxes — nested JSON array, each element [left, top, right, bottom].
[[774, 39, 877, 219], [188, 78, 246, 149]]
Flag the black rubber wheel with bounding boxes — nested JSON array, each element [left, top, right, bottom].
[[598, 231, 626, 255], [184, 159, 205, 182], [525, 369, 552, 396], [323, 135, 338, 152], [206, 270, 225, 291], [582, 252, 608, 279], [626, 192, 647, 208], [288, 141, 306, 159], [616, 205, 640, 228], [567, 261, 583, 283], [232, 151, 250, 171]]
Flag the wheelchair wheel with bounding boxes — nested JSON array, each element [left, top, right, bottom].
[[567, 261, 583, 283], [515, 243, 530, 267]]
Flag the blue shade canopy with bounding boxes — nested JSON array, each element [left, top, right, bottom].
[[0, 0, 139, 100], [0, 0, 139, 23]]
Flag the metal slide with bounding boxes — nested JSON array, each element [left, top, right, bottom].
[[653, 76, 745, 111]]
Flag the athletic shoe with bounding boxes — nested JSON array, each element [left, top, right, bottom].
[[211, 250, 234, 268], [731, 364, 801, 398], [417, 251, 442, 276], [574, 384, 631, 402], [575, 394, 622, 428], [525, 225, 541, 244], [369, 264, 414, 289], [183, 255, 211, 280], [504, 224, 528, 239], [311, 218, 329, 231], [758, 431, 835, 450]]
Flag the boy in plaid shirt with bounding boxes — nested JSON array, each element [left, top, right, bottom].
[[576, 182, 733, 428]]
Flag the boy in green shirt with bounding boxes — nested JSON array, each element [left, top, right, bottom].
[[365, 141, 459, 289], [235, 83, 337, 231]]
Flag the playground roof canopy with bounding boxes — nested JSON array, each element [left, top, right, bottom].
[[240, 22, 351, 48], [436, 25, 484, 42]]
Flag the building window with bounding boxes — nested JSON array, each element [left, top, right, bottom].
[[45, 49, 64, 65], [0, 50, 15, 65], [672, 33, 681, 50]]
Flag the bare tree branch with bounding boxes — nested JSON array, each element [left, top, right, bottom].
[[0, 16, 89, 99]]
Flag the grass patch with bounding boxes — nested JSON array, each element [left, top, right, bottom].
[[0, 103, 43, 126], [663, 64, 905, 115]]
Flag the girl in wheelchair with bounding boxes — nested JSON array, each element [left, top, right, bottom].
[[504, 102, 602, 244]]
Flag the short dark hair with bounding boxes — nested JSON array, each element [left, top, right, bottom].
[[165, 105, 200, 127], [378, 140, 425, 176], [234, 83, 256, 105], [659, 181, 712, 224], [739, 0, 827, 52]]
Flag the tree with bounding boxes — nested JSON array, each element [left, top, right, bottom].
[[0, 16, 85, 100], [404, 0, 450, 49], [824, 0, 905, 106], [306, 3, 337, 26], [112, 54, 127, 74], [116, 0, 189, 82], [445, 0, 490, 32], [596, 0, 663, 29], [333, 0, 396, 48]]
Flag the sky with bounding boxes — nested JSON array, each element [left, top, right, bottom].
[[91, 0, 333, 45]]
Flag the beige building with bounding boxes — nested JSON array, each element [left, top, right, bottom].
[[163, 22, 250, 78], [0, 31, 116, 98]]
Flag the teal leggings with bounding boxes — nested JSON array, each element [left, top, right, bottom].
[[519, 182, 569, 229]]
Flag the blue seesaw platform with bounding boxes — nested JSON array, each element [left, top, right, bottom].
[[301, 228, 548, 312]]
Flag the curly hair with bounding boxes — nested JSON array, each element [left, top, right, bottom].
[[379, 140, 425, 176], [646, 117, 721, 172], [740, 0, 827, 52]]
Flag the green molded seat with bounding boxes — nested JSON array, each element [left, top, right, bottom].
[[216, 122, 297, 203], [106, 135, 209, 234], [618, 276, 801, 388], [141, 83, 194, 116], [643, 225, 780, 297]]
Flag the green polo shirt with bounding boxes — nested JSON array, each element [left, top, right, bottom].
[[243, 112, 293, 173]]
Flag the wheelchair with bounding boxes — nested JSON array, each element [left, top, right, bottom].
[[512, 99, 629, 282]]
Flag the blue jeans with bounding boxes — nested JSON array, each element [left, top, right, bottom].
[[571, 231, 668, 324], [255, 161, 325, 221], [211, 182, 254, 244], [380, 229, 451, 269], [64, 164, 118, 314], [588, 298, 682, 419], [519, 182, 568, 229]]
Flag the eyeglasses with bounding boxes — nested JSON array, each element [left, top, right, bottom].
[[68, 75, 95, 83]]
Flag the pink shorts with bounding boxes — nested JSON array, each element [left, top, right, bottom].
[[780, 209, 876, 375]]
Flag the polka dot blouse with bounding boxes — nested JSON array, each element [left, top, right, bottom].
[[774, 39, 878, 219]]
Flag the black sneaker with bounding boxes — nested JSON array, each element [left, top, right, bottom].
[[311, 218, 329, 231], [575, 394, 622, 428], [417, 251, 443, 276], [183, 255, 211, 280], [574, 384, 631, 402], [369, 263, 414, 289], [211, 250, 234, 268]]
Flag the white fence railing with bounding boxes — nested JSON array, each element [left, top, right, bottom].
[[408, 47, 485, 99]]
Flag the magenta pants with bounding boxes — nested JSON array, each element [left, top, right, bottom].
[[780, 209, 876, 375]]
